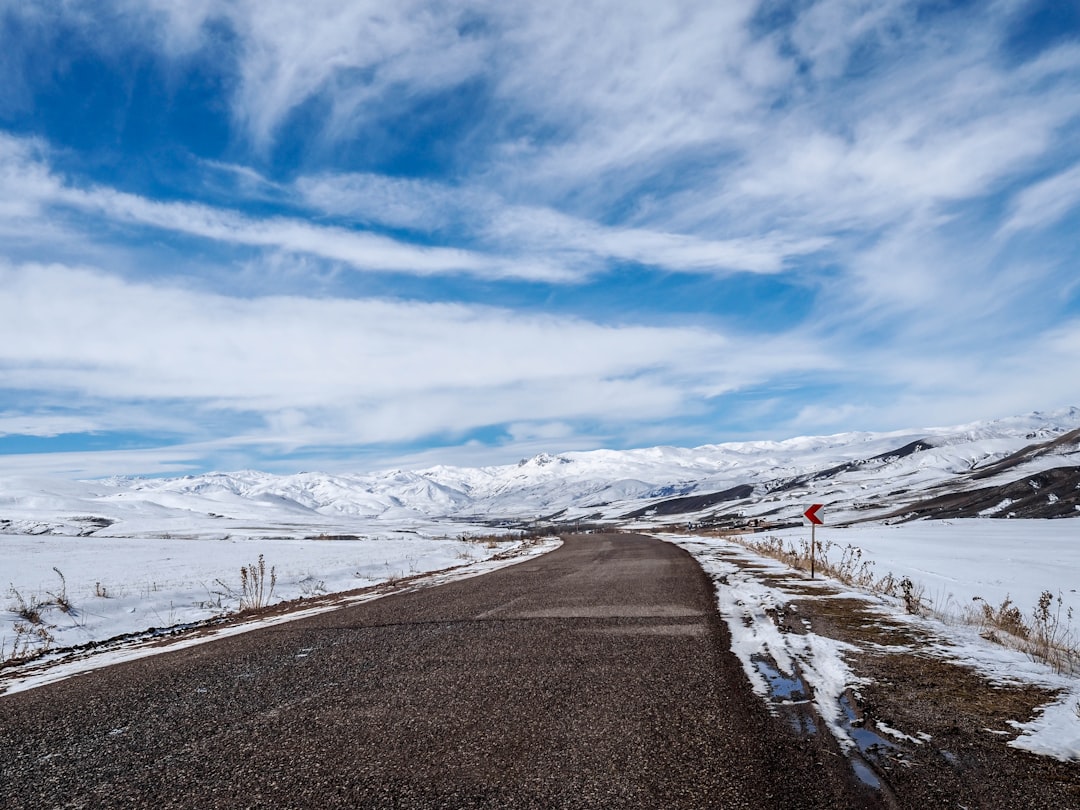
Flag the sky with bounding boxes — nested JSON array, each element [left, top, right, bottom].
[[1, 0, 1079, 478]]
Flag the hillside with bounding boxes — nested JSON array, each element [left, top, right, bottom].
[[2, 408, 1079, 539]]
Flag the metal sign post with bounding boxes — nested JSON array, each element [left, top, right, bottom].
[[804, 504, 823, 579]]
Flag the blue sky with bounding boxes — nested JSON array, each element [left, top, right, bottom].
[[1, 0, 1079, 477]]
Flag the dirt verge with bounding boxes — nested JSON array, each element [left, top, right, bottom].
[[713, 549, 1080, 809]]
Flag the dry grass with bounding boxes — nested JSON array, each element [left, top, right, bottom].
[[728, 534, 1079, 674], [214, 554, 277, 612], [458, 532, 510, 549], [972, 590, 1079, 675], [8, 586, 46, 625], [239, 554, 276, 611], [1, 622, 55, 664], [3, 570, 74, 664], [46, 567, 72, 613], [737, 534, 903, 598]]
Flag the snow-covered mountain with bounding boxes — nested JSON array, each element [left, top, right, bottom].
[[3, 408, 1080, 539]]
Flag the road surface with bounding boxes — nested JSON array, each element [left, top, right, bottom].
[[0, 533, 878, 808]]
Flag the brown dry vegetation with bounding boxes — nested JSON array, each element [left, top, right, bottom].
[[727, 533, 1079, 674], [710, 547, 1080, 808]]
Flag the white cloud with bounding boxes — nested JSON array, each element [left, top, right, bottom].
[[0, 131, 831, 280], [485, 1, 784, 191], [296, 170, 826, 274], [0, 261, 828, 449], [789, 0, 909, 80], [506, 421, 575, 442], [785, 313, 1080, 437], [295, 172, 487, 231], [0, 134, 575, 282], [221, 1, 491, 149], [11, 4, 1079, 289], [0, 446, 206, 478], [65, 185, 567, 280], [0, 134, 62, 219], [0, 131, 824, 281], [680, 59, 1080, 239], [0, 413, 102, 438], [1002, 162, 1080, 235], [482, 205, 828, 274]]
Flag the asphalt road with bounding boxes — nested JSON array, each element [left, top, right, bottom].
[[0, 533, 878, 809]]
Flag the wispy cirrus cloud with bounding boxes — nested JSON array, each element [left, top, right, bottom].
[[0, 132, 822, 281], [295, 171, 827, 274], [1001, 161, 1080, 235], [0, 134, 568, 281], [1, 1, 1079, 475], [237, 3, 492, 150]]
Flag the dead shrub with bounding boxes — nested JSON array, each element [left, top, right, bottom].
[[46, 567, 72, 613], [214, 554, 277, 612], [8, 587, 45, 625], [1, 622, 55, 663], [974, 595, 1028, 640], [239, 554, 276, 611]]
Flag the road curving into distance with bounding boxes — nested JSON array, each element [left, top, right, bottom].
[[0, 533, 880, 809]]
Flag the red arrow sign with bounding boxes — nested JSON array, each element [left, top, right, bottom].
[[804, 503, 824, 525]]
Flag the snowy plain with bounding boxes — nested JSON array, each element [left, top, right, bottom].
[[769, 520, 1080, 633], [1, 531, 524, 663]]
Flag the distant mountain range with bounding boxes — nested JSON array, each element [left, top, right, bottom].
[[3, 408, 1080, 539]]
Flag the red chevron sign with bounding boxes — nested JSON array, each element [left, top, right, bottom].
[[804, 503, 824, 525]]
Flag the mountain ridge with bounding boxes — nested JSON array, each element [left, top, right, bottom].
[[3, 408, 1080, 537]]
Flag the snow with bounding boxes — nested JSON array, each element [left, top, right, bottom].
[[0, 538, 562, 697], [672, 538, 870, 750], [765, 520, 1080, 628], [669, 530, 1080, 762], [1, 532, 523, 659], [3, 406, 1080, 760], [1010, 693, 1080, 759]]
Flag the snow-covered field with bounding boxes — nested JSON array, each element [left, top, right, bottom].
[[768, 519, 1080, 626], [1, 530, 526, 666]]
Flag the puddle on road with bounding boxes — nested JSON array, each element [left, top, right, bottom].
[[752, 656, 817, 734], [839, 694, 899, 758], [850, 758, 881, 790], [755, 662, 901, 794], [753, 656, 809, 702], [837, 693, 903, 790]]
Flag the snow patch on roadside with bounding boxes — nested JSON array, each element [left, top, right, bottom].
[[668, 534, 1080, 762], [1008, 694, 1080, 760], [672, 537, 868, 751]]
